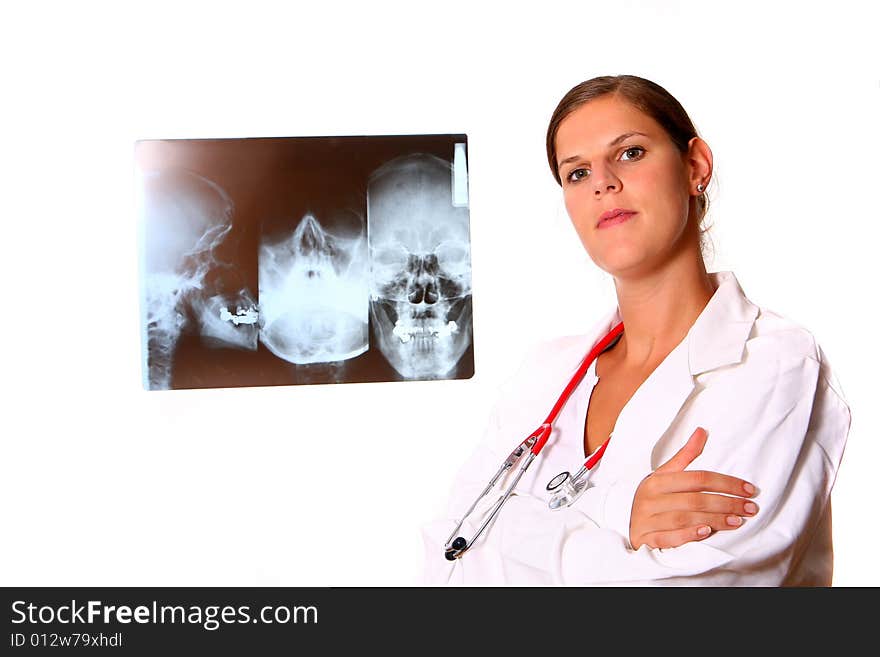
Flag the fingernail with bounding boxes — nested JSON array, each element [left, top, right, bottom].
[[697, 526, 711, 537], [726, 515, 743, 527], [743, 482, 756, 495], [744, 502, 758, 515]]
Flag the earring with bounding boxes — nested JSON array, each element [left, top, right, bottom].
[[696, 183, 705, 193]]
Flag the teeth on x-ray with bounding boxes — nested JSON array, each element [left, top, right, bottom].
[[258, 212, 369, 365], [220, 307, 260, 325], [140, 168, 259, 390], [367, 153, 473, 379], [192, 289, 260, 349]]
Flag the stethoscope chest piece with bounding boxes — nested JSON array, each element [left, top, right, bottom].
[[546, 472, 571, 491], [546, 467, 591, 510]]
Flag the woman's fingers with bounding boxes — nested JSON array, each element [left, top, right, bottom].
[[634, 512, 752, 550], [646, 469, 757, 497], [645, 510, 754, 534], [654, 426, 708, 474], [641, 492, 759, 517], [635, 525, 716, 550], [629, 426, 760, 549]]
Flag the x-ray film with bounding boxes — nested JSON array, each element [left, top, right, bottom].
[[136, 135, 474, 390]]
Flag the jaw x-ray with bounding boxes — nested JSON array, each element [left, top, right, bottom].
[[136, 135, 473, 390]]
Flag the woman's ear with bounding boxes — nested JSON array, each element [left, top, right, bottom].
[[687, 137, 713, 194]]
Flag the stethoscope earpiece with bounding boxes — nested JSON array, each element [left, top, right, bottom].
[[445, 537, 468, 560]]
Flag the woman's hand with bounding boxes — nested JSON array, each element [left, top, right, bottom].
[[629, 427, 758, 550]]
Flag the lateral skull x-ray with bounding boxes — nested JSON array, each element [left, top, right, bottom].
[[136, 135, 473, 390], [140, 168, 259, 391]]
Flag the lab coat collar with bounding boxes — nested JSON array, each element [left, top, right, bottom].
[[571, 270, 759, 377], [687, 271, 759, 375]]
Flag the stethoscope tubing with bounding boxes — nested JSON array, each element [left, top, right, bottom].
[[444, 322, 625, 560]]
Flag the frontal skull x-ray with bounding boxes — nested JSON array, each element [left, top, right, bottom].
[[139, 168, 259, 391], [367, 153, 473, 379]]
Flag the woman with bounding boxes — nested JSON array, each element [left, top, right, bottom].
[[421, 75, 851, 586]]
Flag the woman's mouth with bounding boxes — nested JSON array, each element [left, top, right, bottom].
[[597, 209, 637, 229]]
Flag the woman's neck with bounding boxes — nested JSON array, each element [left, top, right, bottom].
[[612, 250, 715, 369]]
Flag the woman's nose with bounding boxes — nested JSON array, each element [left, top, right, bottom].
[[591, 165, 620, 196]]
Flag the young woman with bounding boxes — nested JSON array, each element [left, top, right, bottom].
[[421, 75, 851, 586]]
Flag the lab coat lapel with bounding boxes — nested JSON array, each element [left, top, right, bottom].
[[495, 310, 622, 461], [599, 271, 759, 475], [527, 309, 623, 422], [602, 338, 695, 475], [560, 309, 622, 380]]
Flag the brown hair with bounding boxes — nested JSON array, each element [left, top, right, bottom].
[[546, 75, 709, 226]]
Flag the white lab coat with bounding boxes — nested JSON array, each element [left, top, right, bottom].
[[421, 271, 851, 586]]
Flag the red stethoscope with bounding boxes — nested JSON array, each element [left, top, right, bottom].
[[444, 323, 624, 560]]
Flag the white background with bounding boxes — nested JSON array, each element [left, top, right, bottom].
[[1, 1, 877, 586]]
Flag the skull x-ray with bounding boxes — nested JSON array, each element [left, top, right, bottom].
[[259, 210, 369, 365], [136, 135, 474, 390], [367, 153, 473, 379], [139, 168, 259, 390]]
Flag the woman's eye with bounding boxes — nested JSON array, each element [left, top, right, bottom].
[[567, 167, 590, 183], [620, 146, 645, 161]]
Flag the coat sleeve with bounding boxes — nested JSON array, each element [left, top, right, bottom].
[[645, 350, 851, 586]]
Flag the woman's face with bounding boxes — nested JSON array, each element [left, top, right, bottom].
[[555, 95, 699, 278]]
